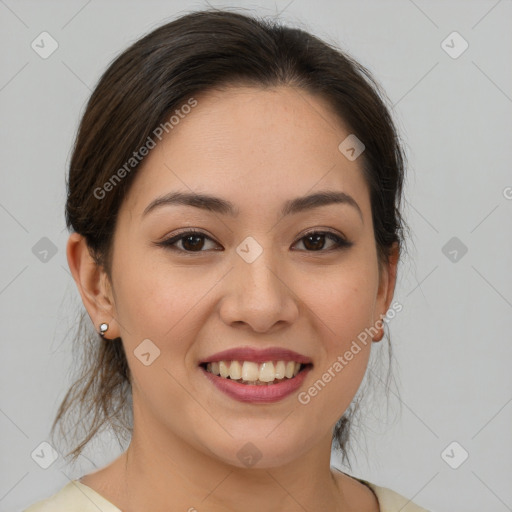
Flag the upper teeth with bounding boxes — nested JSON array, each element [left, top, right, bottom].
[[205, 360, 302, 383]]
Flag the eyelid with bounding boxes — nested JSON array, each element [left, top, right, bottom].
[[160, 227, 213, 241], [293, 229, 353, 251], [154, 228, 221, 252], [155, 227, 353, 254], [298, 227, 347, 240]]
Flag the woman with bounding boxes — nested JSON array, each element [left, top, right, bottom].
[[25, 8, 429, 512]]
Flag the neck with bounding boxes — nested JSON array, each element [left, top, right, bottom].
[[117, 417, 348, 512]]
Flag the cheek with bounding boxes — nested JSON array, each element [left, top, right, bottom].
[[112, 248, 222, 340], [113, 258, 209, 419], [295, 258, 377, 411], [297, 272, 375, 424], [301, 259, 378, 345]]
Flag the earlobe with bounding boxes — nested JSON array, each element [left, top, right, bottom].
[[66, 232, 120, 339]]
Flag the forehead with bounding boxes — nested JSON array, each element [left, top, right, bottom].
[[121, 85, 370, 219]]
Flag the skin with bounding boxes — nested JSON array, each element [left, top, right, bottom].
[[67, 85, 399, 512]]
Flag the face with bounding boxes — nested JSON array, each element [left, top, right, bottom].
[[95, 86, 396, 468]]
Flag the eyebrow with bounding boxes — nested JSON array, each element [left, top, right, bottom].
[[142, 189, 363, 222]]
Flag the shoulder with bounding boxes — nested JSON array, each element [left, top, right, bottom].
[[24, 476, 430, 512], [333, 469, 430, 512], [361, 479, 431, 512], [23, 480, 121, 512]]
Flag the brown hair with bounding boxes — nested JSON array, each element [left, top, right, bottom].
[[52, 7, 408, 469]]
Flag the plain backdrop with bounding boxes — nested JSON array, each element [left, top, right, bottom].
[[1, 1, 511, 511]]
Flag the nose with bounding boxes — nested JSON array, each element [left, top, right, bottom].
[[218, 243, 299, 333]]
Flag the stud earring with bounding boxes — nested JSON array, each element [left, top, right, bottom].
[[99, 323, 109, 337]]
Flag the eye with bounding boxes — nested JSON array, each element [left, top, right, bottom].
[[155, 229, 221, 253], [292, 230, 353, 252], [155, 228, 352, 254]]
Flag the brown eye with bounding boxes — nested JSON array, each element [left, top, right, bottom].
[[293, 231, 352, 252], [156, 230, 221, 253], [180, 234, 206, 251], [155, 229, 352, 255]]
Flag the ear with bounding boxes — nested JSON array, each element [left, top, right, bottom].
[[66, 232, 120, 339], [372, 241, 400, 342]]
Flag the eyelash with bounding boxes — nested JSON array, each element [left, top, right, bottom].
[[155, 228, 353, 255]]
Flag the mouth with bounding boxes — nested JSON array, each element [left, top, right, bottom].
[[199, 360, 313, 402], [198, 346, 313, 402], [199, 360, 313, 386]]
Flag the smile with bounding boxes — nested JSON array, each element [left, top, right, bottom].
[[198, 346, 313, 402], [202, 360, 308, 385], [199, 360, 313, 403]]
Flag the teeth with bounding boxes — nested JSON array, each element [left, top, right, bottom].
[[219, 361, 229, 378], [259, 361, 275, 382], [204, 360, 304, 384], [229, 360, 242, 380], [285, 361, 295, 378], [275, 360, 286, 379], [242, 361, 259, 381]]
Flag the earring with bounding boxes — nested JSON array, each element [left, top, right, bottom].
[[99, 323, 109, 337]]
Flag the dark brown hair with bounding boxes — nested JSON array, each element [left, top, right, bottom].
[[52, 7, 408, 469]]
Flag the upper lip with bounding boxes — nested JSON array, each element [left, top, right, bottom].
[[199, 346, 313, 365]]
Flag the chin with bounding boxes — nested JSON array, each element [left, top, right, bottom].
[[203, 429, 313, 470]]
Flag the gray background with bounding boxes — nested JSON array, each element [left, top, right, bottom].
[[1, 1, 511, 511]]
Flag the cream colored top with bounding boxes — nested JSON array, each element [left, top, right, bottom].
[[24, 478, 430, 511]]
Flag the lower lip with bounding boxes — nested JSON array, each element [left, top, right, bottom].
[[200, 365, 312, 403]]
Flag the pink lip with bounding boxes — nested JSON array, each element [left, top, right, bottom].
[[199, 346, 312, 365], [200, 364, 312, 403]]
